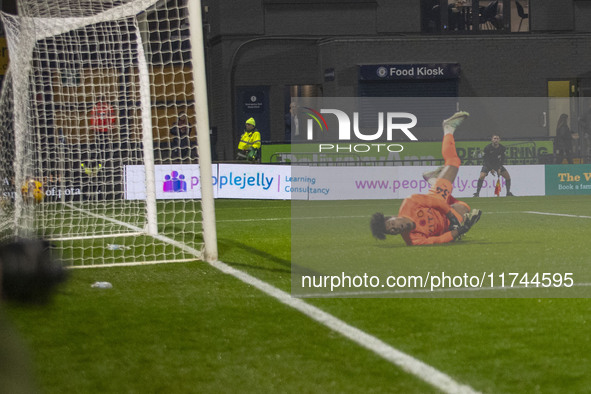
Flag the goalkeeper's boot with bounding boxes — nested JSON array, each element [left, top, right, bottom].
[[422, 165, 445, 187], [442, 111, 470, 135], [506, 192, 514, 197], [463, 209, 482, 227]]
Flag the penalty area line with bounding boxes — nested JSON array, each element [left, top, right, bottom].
[[296, 281, 591, 298], [209, 259, 479, 394], [524, 211, 591, 219], [218, 215, 370, 223], [220, 211, 591, 224]]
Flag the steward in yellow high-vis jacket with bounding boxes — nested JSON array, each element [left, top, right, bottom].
[[236, 117, 262, 161]]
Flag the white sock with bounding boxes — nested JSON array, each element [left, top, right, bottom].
[[443, 125, 455, 135]]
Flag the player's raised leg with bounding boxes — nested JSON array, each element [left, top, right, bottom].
[[423, 112, 470, 187], [439, 112, 482, 226], [438, 111, 469, 183], [427, 111, 469, 203]]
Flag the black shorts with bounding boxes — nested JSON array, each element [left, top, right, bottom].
[[480, 164, 508, 174]]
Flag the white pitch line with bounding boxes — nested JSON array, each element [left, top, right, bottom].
[[217, 217, 290, 222], [524, 211, 591, 219], [59, 207, 477, 392], [297, 281, 591, 298], [217, 215, 368, 223], [212, 207, 591, 390], [67, 206, 572, 391], [219, 210, 591, 224], [209, 259, 479, 394]]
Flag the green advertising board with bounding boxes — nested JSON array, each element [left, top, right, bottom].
[[262, 141, 554, 165], [545, 164, 591, 195]]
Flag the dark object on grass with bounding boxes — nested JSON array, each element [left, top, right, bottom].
[[1, 238, 67, 304]]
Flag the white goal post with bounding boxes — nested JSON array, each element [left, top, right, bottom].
[[0, 0, 217, 266]]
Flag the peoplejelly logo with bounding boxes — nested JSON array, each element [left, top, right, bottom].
[[219, 172, 274, 191], [305, 108, 418, 141], [163, 171, 187, 192]]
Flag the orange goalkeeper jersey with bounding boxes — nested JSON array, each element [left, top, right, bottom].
[[398, 193, 454, 246]]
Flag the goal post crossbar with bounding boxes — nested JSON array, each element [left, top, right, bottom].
[[1, 0, 161, 41]]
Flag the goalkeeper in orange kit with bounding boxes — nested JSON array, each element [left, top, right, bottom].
[[370, 112, 482, 246]]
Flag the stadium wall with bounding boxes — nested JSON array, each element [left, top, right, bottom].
[[261, 140, 555, 165], [202, 0, 591, 162]]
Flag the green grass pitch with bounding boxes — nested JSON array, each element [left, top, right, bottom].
[[2, 196, 591, 393]]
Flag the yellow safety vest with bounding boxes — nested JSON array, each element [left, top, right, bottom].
[[238, 130, 261, 151]]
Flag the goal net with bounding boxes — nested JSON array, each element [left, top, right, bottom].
[[0, 0, 217, 267]]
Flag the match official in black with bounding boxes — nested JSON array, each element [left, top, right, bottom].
[[473, 134, 514, 197]]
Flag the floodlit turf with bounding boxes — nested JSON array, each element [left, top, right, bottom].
[[2, 196, 591, 393], [292, 195, 591, 298]]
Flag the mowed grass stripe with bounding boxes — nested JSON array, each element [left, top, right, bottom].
[[210, 258, 479, 394]]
